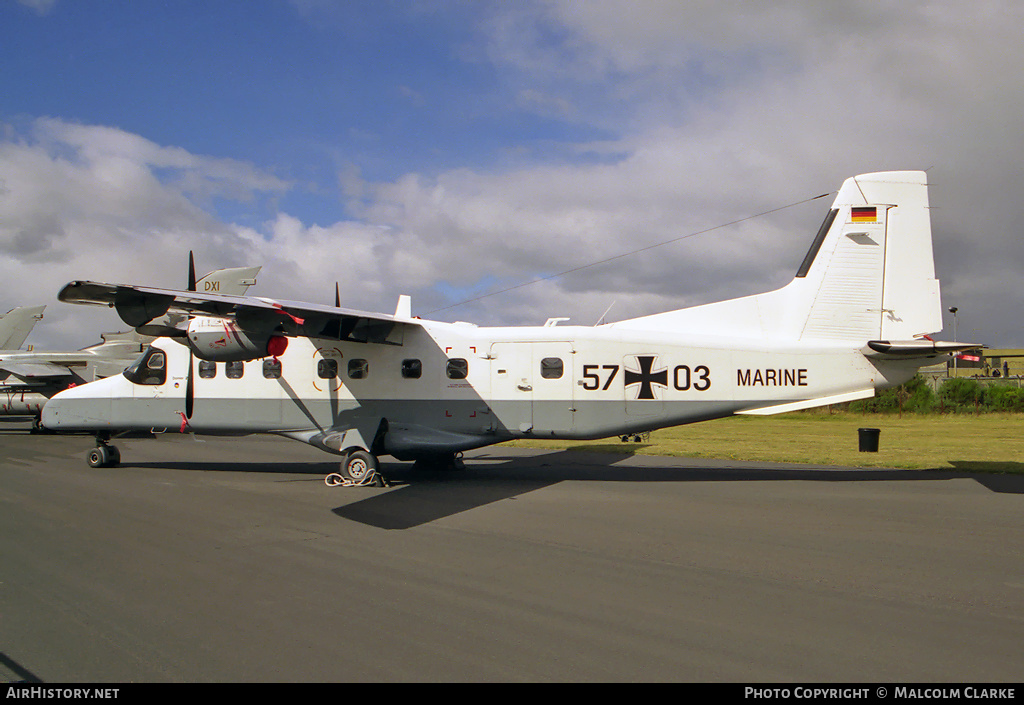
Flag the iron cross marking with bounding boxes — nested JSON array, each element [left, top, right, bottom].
[[624, 355, 668, 400]]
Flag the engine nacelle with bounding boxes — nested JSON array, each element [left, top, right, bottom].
[[185, 316, 288, 362]]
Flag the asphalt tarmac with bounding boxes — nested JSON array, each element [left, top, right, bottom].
[[2, 426, 1022, 682]]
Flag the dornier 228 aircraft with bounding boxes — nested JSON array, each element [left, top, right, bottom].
[[42, 171, 974, 485]]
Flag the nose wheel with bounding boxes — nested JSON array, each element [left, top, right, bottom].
[[87, 442, 120, 468]]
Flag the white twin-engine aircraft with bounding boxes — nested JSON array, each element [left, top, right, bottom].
[[42, 171, 972, 484]]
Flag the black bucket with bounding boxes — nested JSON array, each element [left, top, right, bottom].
[[858, 428, 881, 452]]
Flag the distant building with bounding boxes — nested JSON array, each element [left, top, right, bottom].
[[971, 349, 1024, 378], [920, 348, 1024, 388]]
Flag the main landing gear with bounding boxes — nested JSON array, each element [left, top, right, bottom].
[[325, 449, 388, 488], [322, 450, 468, 487], [87, 438, 121, 468]]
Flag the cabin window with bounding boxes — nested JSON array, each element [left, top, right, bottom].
[[317, 359, 338, 379], [226, 361, 245, 379], [198, 361, 217, 379], [541, 357, 564, 379], [123, 346, 166, 386], [446, 358, 468, 380], [402, 359, 422, 379], [263, 359, 282, 379], [348, 358, 369, 379]]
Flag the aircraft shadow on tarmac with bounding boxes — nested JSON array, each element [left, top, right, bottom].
[[330, 449, 1024, 530], [0, 651, 42, 684], [119, 449, 1024, 530]]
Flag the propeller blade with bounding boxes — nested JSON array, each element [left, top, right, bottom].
[[185, 351, 194, 419], [335, 282, 340, 308], [188, 251, 197, 292], [185, 252, 197, 420]]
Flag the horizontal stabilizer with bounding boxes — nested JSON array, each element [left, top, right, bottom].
[[864, 340, 982, 359]]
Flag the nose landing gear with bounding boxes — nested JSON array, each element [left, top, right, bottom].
[[87, 438, 120, 468]]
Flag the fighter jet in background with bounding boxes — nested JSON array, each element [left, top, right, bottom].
[[0, 256, 260, 429]]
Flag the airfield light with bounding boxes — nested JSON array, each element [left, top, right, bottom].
[[948, 307, 959, 375]]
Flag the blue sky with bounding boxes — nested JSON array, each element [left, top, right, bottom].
[[3, 2, 621, 224], [6, 4, 526, 219], [4, 1, 1024, 349]]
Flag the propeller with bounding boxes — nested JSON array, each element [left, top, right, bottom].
[[136, 251, 197, 339], [184, 251, 196, 422]]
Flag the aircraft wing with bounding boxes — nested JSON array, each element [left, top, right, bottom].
[[57, 281, 421, 345], [0, 360, 75, 380]]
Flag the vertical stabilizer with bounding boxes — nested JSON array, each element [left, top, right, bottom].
[[797, 170, 940, 342], [609, 171, 942, 344], [195, 266, 261, 296], [0, 305, 46, 350]]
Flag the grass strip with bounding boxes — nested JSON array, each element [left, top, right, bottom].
[[502, 412, 1024, 473]]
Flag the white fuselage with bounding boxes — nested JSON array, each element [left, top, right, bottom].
[[41, 317, 916, 460]]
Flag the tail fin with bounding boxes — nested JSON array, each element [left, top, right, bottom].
[[794, 170, 940, 342], [194, 266, 261, 296], [150, 265, 262, 334], [611, 171, 942, 344], [0, 305, 46, 349]]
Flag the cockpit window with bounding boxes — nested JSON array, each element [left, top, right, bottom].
[[123, 346, 167, 386]]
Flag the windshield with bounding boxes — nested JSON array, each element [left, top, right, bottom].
[[123, 346, 167, 386]]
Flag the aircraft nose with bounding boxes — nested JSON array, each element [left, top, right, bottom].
[[40, 389, 77, 430], [41, 382, 112, 431]]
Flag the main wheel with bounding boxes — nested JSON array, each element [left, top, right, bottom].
[[340, 450, 378, 484]]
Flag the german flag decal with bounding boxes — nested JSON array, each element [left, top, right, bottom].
[[851, 206, 878, 223]]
